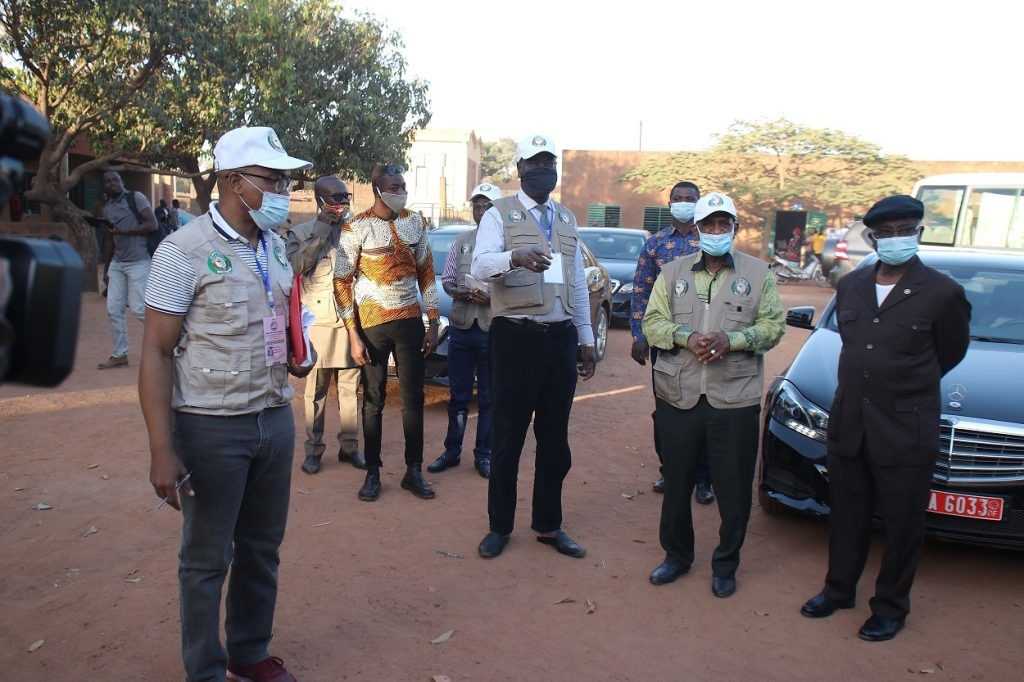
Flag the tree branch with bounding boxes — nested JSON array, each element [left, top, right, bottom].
[[60, 153, 123, 192]]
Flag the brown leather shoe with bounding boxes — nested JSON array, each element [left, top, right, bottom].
[[97, 355, 128, 370], [227, 656, 297, 682]]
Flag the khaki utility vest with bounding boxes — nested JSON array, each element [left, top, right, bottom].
[[653, 250, 769, 410], [165, 214, 294, 415], [449, 229, 492, 332], [488, 195, 578, 317]]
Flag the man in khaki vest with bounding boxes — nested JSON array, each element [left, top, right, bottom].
[[642, 192, 785, 598], [471, 134, 596, 560], [428, 182, 503, 478], [286, 176, 367, 474], [139, 126, 314, 682]]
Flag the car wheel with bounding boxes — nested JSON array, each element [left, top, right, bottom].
[[594, 305, 609, 362]]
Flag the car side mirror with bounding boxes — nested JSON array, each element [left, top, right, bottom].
[[786, 306, 815, 330], [585, 266, 602, 292]]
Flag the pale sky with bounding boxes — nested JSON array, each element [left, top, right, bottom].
[[345, 0, 1022, 160]]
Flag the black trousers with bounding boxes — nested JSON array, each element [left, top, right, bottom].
[[360, 317, 425, 468], [650, 348, 710, 486], [824, 446, 934, 619], [656, 396, 759, 577], [488, 317, 578, 536]]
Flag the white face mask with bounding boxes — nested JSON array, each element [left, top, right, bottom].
[[376, 187, 408, 213], [670, 202, 696, 223]]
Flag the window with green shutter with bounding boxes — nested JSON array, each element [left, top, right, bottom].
[[587, 204, 621, 227], [643, 206, 672, 232]]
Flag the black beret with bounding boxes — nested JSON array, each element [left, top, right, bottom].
[[863, 195, 924, 228]]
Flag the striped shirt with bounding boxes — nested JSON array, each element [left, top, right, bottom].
[[144, 203, 271, 315], [333, 208, 439, 330], [440, 240, 459, 288]]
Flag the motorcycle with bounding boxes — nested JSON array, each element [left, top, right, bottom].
[[772, 255, 827, 286]]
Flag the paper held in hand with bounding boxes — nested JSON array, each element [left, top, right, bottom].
[[463, 274, 490, 293], [299, 305, 316, 368], [543, 253, 564, 284]]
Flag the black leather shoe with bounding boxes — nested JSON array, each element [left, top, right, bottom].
[[649, 556, 690, 586], [339, 448, 367, 470], [652, 478, 665, 494], [474, 457, 491, 479], [400, 467, 436, 499], [478, 532, 509, 559], [858, 614, 905, 642], [801, 591, 855, 618], [711, 575, 737, 598], [695, 482, 715, 505], [358, 468, 381, 502], [536, 530, 586, 558], [301, 454, 322, 475], [427, 452, 460, 474]]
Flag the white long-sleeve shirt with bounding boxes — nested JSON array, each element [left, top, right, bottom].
[[471, 190, 594, 346]]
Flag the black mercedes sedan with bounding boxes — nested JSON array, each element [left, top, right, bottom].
[[759, 248, 1024, 548]]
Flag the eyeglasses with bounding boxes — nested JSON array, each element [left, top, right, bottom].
[[869, 223, 920, 239], [319, 193, 352, 205], [240, 172, 293, 194]]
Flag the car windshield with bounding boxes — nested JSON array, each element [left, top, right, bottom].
[[428, 231, 463, 274], [580, 231, 646, 261], [827, 264, 1024, 344]]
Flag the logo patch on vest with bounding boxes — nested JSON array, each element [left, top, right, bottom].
[[508, 209, 525, 223], [558, 211, 571, 224], [208, 250, 233, 274], [674, 278, 688, 296], [460, 242, 471, 254], [274, 243, 288, 267], [731, 277, 751, 296]]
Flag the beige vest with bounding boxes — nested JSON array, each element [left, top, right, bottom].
[[166, 214, 294, 416], [652, 251, 769, 410], [488, 195, 578, 317], [449, 229, 492, 332]]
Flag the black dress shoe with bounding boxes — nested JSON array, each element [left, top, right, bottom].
[[536, 530, 586, 558], [474, 457, 491, 479], [339, 448, 368, 470], [427, 452, 460, 474], [358, 468, 381, 501], [652, 478, 665, 494], [858, 614, 905, 642], [400, 467, 436, 499], [695, 482, 715, 505], [478, 532, 509, 559], [649, 556, 690, 586], [711, 575, 737, 598], [301, 454, 322, 475], [800, 591, 855, 618]]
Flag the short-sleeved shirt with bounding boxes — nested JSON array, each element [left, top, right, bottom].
[[103, 191, 152, 263]]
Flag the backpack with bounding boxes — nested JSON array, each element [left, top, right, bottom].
[[126, 192, 169, 256]]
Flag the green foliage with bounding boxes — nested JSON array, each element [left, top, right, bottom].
[[480, 137, 517, 182], [623, 119, 922, 224]]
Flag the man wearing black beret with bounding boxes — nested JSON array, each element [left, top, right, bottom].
[[799, 195, 971, 641]]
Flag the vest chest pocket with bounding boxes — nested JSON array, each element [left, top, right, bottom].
[[558, 234, 577, 257], [201, 284, 249, 335], [500, 268, 544, 309], [183, 344, 251, 411], [722, 309, 753, 332], [672, 298, 694, 330]]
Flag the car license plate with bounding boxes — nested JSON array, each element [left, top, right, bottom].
[[928, 490, 1004, 522]]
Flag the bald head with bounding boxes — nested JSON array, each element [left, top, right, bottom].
[[314, 175, 351, 224]]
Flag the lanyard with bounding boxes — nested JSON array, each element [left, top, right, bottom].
[[250, 233, 275, 311]]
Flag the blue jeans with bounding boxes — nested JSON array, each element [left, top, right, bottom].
[[174, 406, 294, 682], [443, 323, 493, 460], [106, 257, 149, 357]]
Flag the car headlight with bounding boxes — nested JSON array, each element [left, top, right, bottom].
[[609, 278, 621, 293], [770, 380, 829, 442], [422, 313, 449, 339], [618, 282, 633, 295]]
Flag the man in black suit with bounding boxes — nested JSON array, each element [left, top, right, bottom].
[[800, 195, 971, 642]]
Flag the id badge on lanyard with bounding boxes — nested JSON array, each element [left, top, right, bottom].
[[253, 234, 287, 366]]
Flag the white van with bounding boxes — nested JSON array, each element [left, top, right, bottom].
[[914, 173, 1024, 250]]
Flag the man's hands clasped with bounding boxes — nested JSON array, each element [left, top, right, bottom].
[[686, 331, 730, 364]]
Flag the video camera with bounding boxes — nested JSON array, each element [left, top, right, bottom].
[[0, 91, 83, 387]]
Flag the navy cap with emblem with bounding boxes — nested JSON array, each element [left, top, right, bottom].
[[863, 195, 924, 228]]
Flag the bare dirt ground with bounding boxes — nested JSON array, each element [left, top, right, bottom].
[[1, 284, 1021, 681]]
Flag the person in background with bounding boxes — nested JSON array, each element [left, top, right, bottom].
[[333, 163, 440, 502], [800, 195, 971, 642], [643, 192, 784, 598], [811, 228, 827, 267], [173, 198, 196, 227], [286, 175, 367, 475], [428, 182, 504, 479], [630, 181, 714, 504], [98, 170, 157, 369]]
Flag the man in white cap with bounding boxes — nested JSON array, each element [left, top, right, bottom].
[[642, 192, 784, 598], [472, 134, 596, 560], [428, 182, 503, 478], [139, 126, 314, 682]]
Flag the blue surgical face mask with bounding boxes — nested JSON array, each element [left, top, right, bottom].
[[876, 234, 919, 265], [698, 228, 734, 257], [670, 201, 696, 223], [240, 175, 291, 231]]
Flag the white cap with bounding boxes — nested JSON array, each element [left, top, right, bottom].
[[213, 126, 312, 172], [694, 192, 738, 223], [470, 182, 503, 201], [514, 134, 557, 163]]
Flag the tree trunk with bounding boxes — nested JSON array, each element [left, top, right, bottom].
[[188, 157, 216, 212]]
